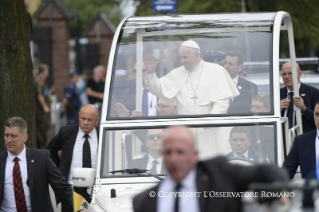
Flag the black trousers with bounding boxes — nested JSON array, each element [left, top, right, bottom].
[[73, 187, 92, 203]]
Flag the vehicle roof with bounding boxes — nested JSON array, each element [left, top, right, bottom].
[[125, 13, 277, 29]]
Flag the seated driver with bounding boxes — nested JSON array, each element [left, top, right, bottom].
[[128, 129, 166, 174], [226, 126, 269, 164]]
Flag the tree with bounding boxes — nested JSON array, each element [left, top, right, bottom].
[[0, 0, 36, 151], [61, 0, 123, 32], [133, 0, 319, 56]]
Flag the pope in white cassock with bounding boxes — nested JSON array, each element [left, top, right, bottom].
[[145, 40, 239, 115], [144, 40, 240, 159]]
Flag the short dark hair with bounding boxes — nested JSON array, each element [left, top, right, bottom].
[[226, 50, 244, 65], [38, 63, 49, 74], [252, 94, 270, 108], [4, 117, 27, 134], [230, 126, 250, 139]]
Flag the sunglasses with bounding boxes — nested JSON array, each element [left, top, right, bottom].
[[147, 133, 164, 140]]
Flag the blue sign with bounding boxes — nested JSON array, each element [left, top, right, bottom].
[[153, 0, 177, 13]]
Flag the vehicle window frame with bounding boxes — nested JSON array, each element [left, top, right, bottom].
[[99, 121, 278, 179]]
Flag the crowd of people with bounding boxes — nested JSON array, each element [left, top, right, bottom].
[[32, 64, 106, 149]]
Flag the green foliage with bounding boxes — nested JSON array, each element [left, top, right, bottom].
[[133, 0, 319, 55], [61, 0, 123, 33]]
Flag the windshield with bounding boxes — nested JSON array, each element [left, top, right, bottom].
[[101, 123, 277, 178], [107, 14, 275, 119]]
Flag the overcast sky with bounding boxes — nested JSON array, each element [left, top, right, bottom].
[[121, 0, 136, 18]]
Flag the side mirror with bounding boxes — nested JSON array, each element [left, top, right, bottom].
[[72, 168, 95, 187]]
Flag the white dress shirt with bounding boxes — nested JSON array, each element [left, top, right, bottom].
[[141, 88, 157, 116], [157, 169, 200, 212], [146, 155, 163, 174], [233, 75, 239, 87], [283, 83, 301, 126], [231, 75, 239, 101], [233, 150, 248, 158], [1, 145, 32, 212], [68, 127, 98, 183]]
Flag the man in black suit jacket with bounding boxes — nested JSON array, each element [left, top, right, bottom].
[[280, 61, 319, 133], [224, 50, 258, 114], [283, 102, 319, 179], [0, 117, 73, 212], [226, 126, 269, 164], [133, 126, 289, 212], [47, 104, 100, 202], [128, 129, 166, 174], [114, 62, 157, 117]]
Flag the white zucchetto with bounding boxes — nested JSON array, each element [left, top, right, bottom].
[[181, 40, 200, 50]]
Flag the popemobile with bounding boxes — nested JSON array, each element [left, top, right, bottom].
[[72, 11, 317, 211]]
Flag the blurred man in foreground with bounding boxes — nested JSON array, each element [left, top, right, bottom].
[[133, 126, 289, 212]]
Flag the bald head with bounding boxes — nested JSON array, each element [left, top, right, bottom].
[[282, 61, 301, 72], [80, 104, 99, 116], [281, 61, 301, 90], [164, 126, 195, 148], [79, 104, 100, 134], [162, 126, 198, 181]]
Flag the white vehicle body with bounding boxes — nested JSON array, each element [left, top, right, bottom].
[[73, 12, 306, 212]]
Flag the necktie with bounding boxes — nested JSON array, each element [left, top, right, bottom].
[[83, 134, 92, 168], [287, 92, 294, 127], [174, 182, 182, 212], [150, 160, 158, 174], [13, 157, 27, 212], [142, 89, 149, 116]]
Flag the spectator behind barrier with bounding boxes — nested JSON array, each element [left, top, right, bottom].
[[86, 65, 105, 104], [63, 72, 81, 125]]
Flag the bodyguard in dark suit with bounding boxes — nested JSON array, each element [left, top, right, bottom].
[[133, 126, 289, 212], [47, 104, 100, 202], [226, 126, 269, 164], [224, 50, 258, 114], [128, 129, 166, 174], [280, 61, 319, 133], [283, 102, 319, 179], [0, 117, 73, 212]]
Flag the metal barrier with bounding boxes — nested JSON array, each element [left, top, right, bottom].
[[55, 102, 67, 134], [94, 102, 103, 127]]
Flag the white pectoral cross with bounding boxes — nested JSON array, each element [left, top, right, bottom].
[[191, 95, 198, 104]]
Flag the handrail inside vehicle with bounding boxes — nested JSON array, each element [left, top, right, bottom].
[[109, 169, 163, 181]]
